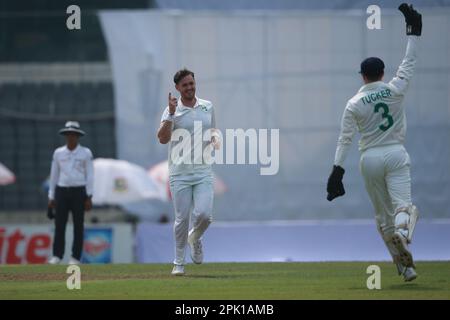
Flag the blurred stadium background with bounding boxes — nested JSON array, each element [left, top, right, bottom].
[[0, 0, 449, 264]]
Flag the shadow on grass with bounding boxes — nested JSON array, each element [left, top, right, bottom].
[[387, 283, 439, 291], [185, 274, 244, 279], [347, 283, 439, 292]]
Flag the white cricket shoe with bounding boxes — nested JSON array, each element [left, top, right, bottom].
[[403, 267, 418, 282], [171, 265, 185, 276], [48, 256, 61, 265], [392, 231, 415, 268], [68, 257, 81, 265], [188, 232, 203, 264]]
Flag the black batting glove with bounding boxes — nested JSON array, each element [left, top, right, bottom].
[[398, 3, 422, 36], [327, 165, 346, 201]]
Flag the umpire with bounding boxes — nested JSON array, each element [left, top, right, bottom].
[[47, 121, 94, 265]]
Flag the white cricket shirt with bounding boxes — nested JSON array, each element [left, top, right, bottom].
[[161, 97, 216, 176], [334, 36, 419, 167]]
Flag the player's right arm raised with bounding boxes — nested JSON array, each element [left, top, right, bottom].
[[157, 92, 178, 144], [388, 4, 422, 95]]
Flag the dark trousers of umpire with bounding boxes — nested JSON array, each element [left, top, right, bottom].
[[53, 186, 87, 260]]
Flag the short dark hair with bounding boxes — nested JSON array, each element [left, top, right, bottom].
[[360, 57, 384, 81], [173, 68, 195, 84]]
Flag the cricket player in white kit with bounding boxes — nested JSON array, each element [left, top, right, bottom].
[[157, 69, 219, 276], [327, 4, 422, 282]]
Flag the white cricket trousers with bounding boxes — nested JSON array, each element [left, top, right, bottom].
[[169, 172, 214, 265], [360, 144, 414, 271], [360, 144, 412, 233]]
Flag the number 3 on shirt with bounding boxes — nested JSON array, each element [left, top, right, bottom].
[[374, 102, 394, 131]]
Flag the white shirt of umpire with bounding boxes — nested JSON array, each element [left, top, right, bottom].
[[48, 144, 94, 200]]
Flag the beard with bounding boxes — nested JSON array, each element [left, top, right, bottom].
[[183, 90, 195, 100]]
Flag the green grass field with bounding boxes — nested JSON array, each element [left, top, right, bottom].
[[1, 262, 449, 300]]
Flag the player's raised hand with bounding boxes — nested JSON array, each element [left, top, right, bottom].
[[398, 3, 422, 36], [327, 165, 346, 201], [168, 92, 177, 115]]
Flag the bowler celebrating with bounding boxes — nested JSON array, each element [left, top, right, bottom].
[[158, 69, 219, 276], [327, 4, 422, 281]]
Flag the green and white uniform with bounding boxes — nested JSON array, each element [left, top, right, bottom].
[[161, 97, 216, 266], [333, 36, 420, 271]]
